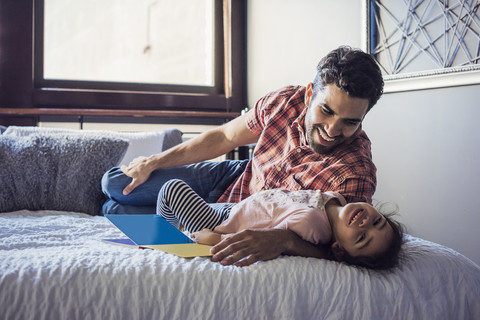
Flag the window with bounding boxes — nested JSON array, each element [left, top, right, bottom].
[[42, 0, 217, 89], [0, 0, 246, 121]]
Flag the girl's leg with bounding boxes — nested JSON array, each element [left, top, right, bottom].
[[157, 179, 234, 233]]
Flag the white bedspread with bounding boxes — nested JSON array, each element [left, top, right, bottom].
[[1, 210, 479, 320]]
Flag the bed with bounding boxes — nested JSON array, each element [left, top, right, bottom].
[[1, 126, 479, 320]]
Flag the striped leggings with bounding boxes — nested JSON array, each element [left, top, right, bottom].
[[157, 179, 235, 233]]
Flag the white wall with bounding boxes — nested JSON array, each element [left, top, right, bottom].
[[247, 0, 363, 106], [247, 0, 480, 265], [364, 86, 480, 266]]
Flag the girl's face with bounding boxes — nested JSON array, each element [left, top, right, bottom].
[[329, 202, 394, 259]]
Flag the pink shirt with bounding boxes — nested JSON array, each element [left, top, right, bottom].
[[214, 189, 347, 245]]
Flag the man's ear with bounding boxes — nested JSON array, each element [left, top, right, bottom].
[[331, 242, 345, 261], [305, 82, 314, 107]]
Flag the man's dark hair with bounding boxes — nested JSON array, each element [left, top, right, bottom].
[[313, 46, 384, 111]]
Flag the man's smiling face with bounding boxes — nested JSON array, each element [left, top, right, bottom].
[[304, 83, 369, 154]]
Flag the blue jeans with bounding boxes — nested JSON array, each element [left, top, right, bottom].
[[101, 159, 248, 214]]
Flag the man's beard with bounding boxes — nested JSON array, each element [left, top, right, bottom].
[[305, 123, 344, 155]]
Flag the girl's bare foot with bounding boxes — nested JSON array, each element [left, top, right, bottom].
[[190, 229, 222, 246]]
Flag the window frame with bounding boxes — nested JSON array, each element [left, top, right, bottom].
[[0, 0, 246, 119]]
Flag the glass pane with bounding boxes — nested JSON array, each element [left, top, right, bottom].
[[44, 0, 215, 86]]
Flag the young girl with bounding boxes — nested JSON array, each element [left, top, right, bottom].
[[157, 179, 404, 270]]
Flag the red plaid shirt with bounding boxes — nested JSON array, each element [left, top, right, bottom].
[[217, 86, 376, 204]]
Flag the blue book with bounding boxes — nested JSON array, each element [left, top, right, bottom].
[[102, 238, 138, 248], [104, 214, 212, 257]]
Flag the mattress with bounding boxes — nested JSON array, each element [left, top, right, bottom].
[[1, 210, 479, 320]]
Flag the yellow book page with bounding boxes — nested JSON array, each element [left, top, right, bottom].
[[141, 243, 213, 258]]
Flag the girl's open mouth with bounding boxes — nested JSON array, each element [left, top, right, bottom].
[[349, 209, 364, 225]]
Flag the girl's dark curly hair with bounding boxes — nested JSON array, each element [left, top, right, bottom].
[[313, 46, 384, 111]]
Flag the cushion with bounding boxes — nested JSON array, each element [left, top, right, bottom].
[[3, 126, 183, 166], [0, 134, 129, 215]]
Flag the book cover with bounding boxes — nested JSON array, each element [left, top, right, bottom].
[[102, 238, 139, 248], [104, 214, 213, 258]]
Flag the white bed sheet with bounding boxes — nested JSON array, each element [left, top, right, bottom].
[[1, 210, 479, 320]]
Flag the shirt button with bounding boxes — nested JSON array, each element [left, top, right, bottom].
[[276, 166, 282, 172], [296, 147, 302, 153], [264, 186, 269, 190]]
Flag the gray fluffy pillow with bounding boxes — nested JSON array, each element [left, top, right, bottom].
[[3, 126, 183, 166], [0, 134, 128, 215]]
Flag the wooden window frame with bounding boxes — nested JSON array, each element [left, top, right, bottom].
[[0, 0, 246, 123]]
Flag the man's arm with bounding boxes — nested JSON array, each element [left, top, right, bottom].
[[121, 114, 259, 195], [210, 229, 330, 267]]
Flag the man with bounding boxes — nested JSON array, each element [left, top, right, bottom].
[[102, 46, 384, 266]]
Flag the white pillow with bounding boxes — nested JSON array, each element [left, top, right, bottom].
[[3, 126, 183, 166]]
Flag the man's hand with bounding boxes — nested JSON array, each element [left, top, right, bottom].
[[120, 156, 155, 195], [210, 228, 330, 267], [210, 229, 294, 267]]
